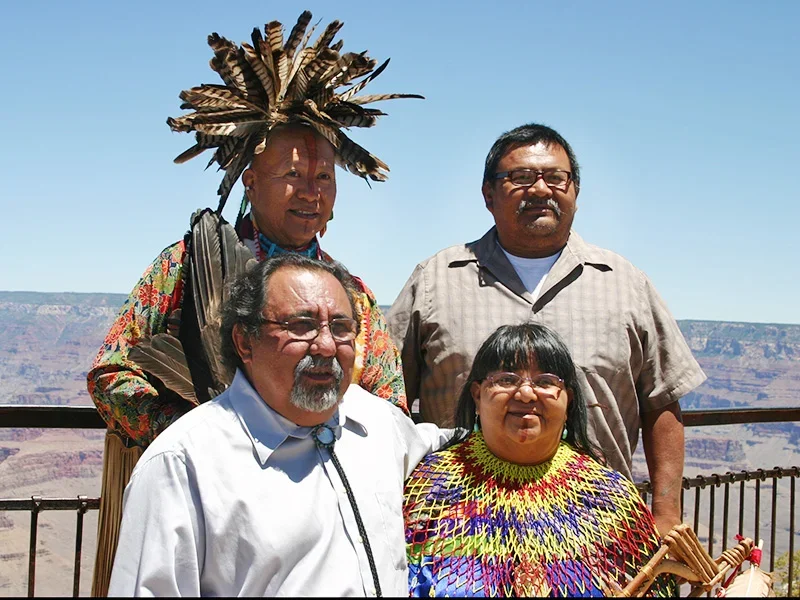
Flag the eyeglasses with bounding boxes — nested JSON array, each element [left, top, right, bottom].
[[494, 169, 572, 191], [484, 372, 565, 397], [263, 316, 358, 342]]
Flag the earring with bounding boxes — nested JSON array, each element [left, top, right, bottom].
[[245, 185, 252, 191], [473, 414, 480, 433], [561, 425, 568, 441]]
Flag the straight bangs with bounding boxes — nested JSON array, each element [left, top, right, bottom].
[[480, 326, 574, 384]]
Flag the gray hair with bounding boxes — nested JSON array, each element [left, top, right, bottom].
[[220, 254, 360, 373]]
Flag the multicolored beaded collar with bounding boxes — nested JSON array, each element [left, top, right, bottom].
[[245, 215, 321, 262]]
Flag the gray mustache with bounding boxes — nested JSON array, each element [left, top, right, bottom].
[[516, 198, 562, 217], [294, 354, 344, 385]]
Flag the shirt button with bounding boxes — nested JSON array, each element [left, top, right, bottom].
[[358, 536, 364, 544]]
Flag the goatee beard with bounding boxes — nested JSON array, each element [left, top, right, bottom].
[[290, 354, 344, 413]]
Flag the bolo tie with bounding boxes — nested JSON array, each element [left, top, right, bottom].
[[311, 424, 383, 597]]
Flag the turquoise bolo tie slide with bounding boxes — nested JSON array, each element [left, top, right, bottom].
[[312, 424, 336, 449]]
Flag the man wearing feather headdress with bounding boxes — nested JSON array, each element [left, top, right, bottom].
[[86, 10, 420, 596]]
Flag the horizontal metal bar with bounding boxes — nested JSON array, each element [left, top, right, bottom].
[[681, 467, 800, 487], [636, 466, 800, 495], [3, 404, 800, 430], [682, 407, 800, 427], [0, 497, 101, 511], [0, 405, 106, 429]]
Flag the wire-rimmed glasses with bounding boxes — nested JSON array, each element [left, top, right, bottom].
[[263, 316, 358, 342], [484, 371, 565, 398]]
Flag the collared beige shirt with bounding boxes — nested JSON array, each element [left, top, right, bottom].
[[387, 227, 706, 479]]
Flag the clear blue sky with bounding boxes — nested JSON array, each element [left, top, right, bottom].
[[2, 1, 798, 324]]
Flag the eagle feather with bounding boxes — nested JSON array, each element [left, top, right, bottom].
[[128, 335, 199, 404], [129, 211, 256, 405]]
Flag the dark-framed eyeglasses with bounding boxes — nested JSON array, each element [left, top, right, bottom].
[[484, 371, 565, 397], [494, 169, 573, 191], [263, 316, 358, 342]]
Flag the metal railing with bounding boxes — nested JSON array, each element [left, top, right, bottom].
[[1, 405, 106, 597], [2, 405, 799, 596], [0, 496, 100, 597], [637, 468, 799, 596]]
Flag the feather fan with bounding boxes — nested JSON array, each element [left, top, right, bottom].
[[168, 10, 424, 215], [129, 210, 256, 404], [189, 209, 257, 397], [128, 334, 198, 404]]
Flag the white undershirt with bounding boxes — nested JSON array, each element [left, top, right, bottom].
[[501, 247, 562, 301]]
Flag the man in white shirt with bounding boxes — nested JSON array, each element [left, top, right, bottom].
[[108, 253, 449, 597]]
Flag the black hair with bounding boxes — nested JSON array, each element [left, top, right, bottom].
[[482, 123, 581, 189], [220, 253, 360, 373], [451, 322, 601, 462]]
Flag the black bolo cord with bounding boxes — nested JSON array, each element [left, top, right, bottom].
[[312, 424, 382, 597]]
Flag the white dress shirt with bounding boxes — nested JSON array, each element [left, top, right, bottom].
[[108, 370, 450, 597]]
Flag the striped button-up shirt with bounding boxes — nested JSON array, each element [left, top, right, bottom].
[[387, 227, 706, 478]]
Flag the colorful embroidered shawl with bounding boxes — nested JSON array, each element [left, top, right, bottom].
[[404, 434, 675, 597]]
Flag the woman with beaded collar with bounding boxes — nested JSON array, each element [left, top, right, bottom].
[[403, 323, 676, 597]]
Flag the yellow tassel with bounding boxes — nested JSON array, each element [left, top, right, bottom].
[[90, 431, 143, 597]]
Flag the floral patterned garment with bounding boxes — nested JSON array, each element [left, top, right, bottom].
[[88, 237, 408, 447]]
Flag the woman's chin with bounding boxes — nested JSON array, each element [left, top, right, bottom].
[[513, 427, 543, 444], [493, 427, 561, 464], [504, 416, 543, 443]]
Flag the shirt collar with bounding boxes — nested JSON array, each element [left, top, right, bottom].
[[452, 226, 612, 271], [558, 230, 612, 268], [225, 371, 368, 467], [446, 227, 612, 306]]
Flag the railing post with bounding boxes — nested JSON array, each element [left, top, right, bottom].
[[790, 470, 797, 598], [708, 475, 718, 556], [694, 475, 705, 534], [722, 478, 730, 553], [770, 469, 779, 572], [755, 469, 764, 545], [738, 471, 748, 537], [681, 477, 687, 523], [74, 495, 89, 597], [28, 495, 42, 598]]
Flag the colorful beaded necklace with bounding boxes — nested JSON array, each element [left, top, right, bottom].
[[248, 216, 321, 261], [404, 433, 674, 597]]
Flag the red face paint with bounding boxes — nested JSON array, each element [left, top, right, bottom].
[[303, 130, 318, 195]]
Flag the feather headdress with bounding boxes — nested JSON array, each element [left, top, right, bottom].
[[168, 10, 424, 216]]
